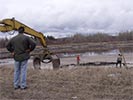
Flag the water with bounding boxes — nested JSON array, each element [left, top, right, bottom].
[[0, 59, 14, 66], [60, 49, 123, 57], [0, 59, 32, 66], [82, 49, 120, 56], [0, 49, 132, 66]]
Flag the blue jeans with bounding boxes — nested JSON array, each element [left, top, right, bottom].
[[14, 60, 28, 88]]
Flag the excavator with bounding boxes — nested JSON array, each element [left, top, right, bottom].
[[0, 18, 60, 69]]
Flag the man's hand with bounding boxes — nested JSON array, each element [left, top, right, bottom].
[[11, 52, 15, 57], [26, 49, 31, 53]]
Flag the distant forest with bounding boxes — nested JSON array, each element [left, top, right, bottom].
[[0, 31, 133, 48], [46, 31, 133, 45]]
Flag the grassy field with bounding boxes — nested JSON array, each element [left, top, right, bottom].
[[0, 66, 133, 100]]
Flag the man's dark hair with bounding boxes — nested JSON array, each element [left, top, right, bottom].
[[18, 26, 25, 33]]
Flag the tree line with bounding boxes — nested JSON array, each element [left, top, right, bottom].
[[47, 31, 133, 45], [0, 38, 8, 48], [0, 31, 133, 48]]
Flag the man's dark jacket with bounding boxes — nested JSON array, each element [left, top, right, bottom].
[[6, 34, 36, 61]]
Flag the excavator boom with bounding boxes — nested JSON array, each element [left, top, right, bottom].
[[0, 18, 46, 47]]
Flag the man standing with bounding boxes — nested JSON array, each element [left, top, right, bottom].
[[76, 55, 80, 65], [6, 27, 36, 90], [116, 54, 122, 68]]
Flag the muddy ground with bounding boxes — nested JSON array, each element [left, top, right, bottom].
[[35, 52, 133, 69]]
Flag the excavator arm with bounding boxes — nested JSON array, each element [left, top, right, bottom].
[[0, 18, 60, 69], [0, 18, 46, 47]]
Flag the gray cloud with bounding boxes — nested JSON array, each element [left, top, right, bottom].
[[0, 0, 133, 37]]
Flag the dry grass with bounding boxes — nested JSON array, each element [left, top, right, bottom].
[[0, 66, 133, 100]]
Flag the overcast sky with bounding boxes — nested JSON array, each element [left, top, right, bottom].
[[0, 0, 133, 37]]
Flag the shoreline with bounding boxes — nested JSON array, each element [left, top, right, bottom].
[[0, 52, 132, 69]]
